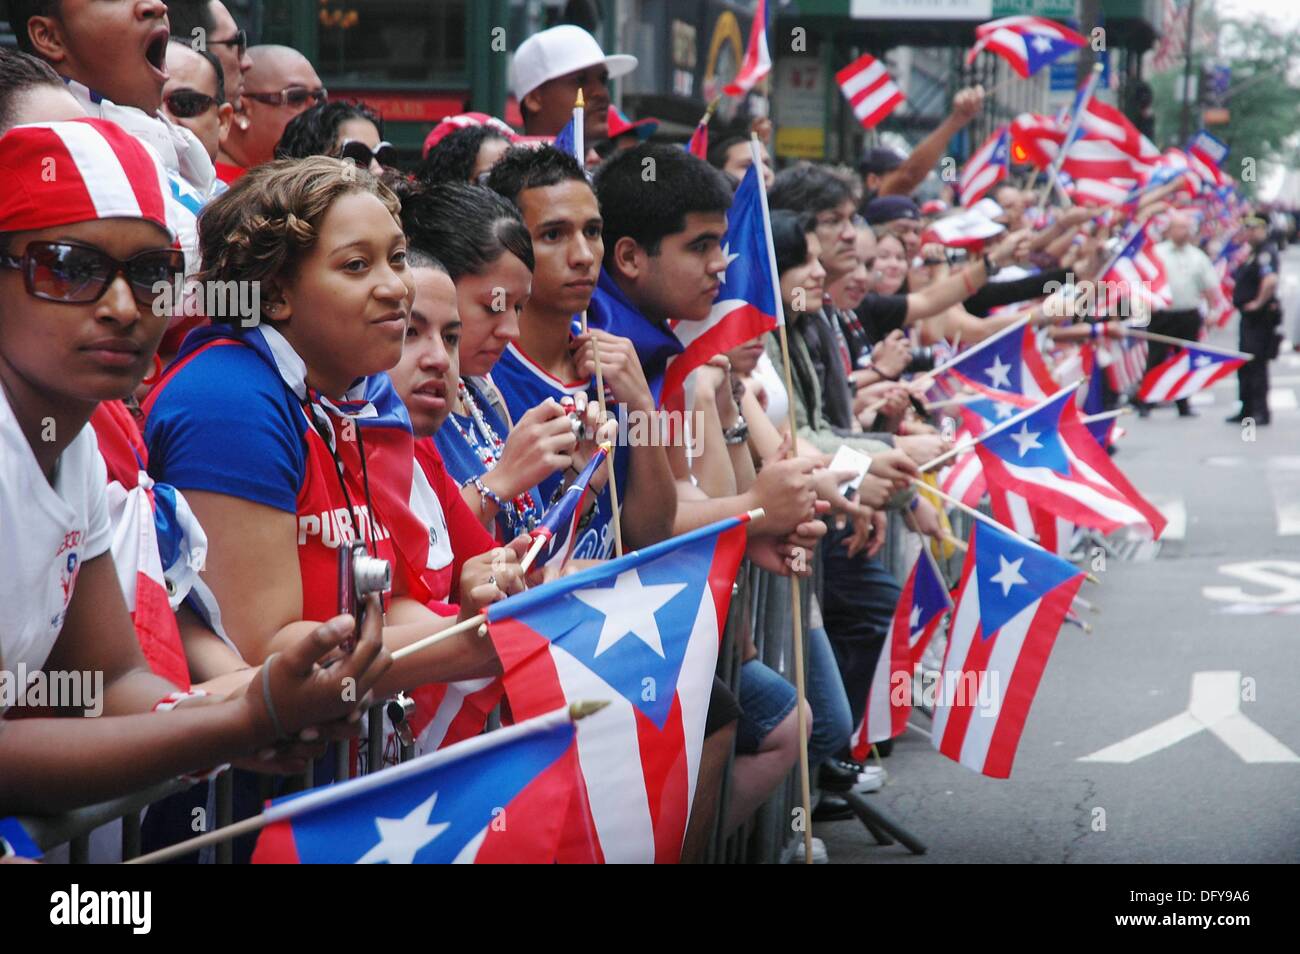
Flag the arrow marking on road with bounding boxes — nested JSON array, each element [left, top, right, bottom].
[[1078, 671, 1300, 764]]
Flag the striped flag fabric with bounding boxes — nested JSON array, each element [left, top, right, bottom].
[[1137, 345, 1248, 403], [1101, 225, 1172, 311], [852, 547, 953, 758], [836, 52, 905, 130], [724, 0, 771, 96], [923, 206, 1006, 249], [1010, 112, 1064, 168], [530, 444, 610, 570], [943, 321, 1058, 402], [974, 388, 1167, 537], [965, 15, 1087, 77], [1103, 334, 1149, 395], [661, 160, 782, 419], [959, 125, 1012, 207], [988, 486, 1075, 557], [485, 514, 751, 863], [931, 520, 1085, 778], [251, 707, 582, 863]]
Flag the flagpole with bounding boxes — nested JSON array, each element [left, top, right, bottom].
[[912, 477, 1100, 584], [918, 382, 1085, 473], [581, 309, 624, 558], [125, 703, 608, 865], [1117, 326, 1253, 360], [752, 133, 815, 865], [1033, 62, 1104, 218]]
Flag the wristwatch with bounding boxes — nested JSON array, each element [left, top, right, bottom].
[[723, 417, 750, 445]]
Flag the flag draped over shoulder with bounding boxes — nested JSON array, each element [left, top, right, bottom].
[[485, 514, 751, 863]]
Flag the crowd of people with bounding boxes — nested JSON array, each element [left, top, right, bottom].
[[0, 0, 1280, 864]]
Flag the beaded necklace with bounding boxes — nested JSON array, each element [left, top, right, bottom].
[[447, 379, 541, 533]]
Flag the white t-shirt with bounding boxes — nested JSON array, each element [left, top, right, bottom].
[[1, 390, 112, 679], [752, 352, 790, 428]]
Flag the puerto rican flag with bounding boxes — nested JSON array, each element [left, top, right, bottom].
[[1137, 345, 1248, 403], [940, 431, 988, 508], [1065, 174, 1140, 208], [987, 485, 1075, 557], [943, 321, 1058, 402], [724, 0, 771, 96], [251, 707, 581, 863], [530, 444, 609, 570], [661, 161, 781, 419], [931, 520, 1085, 778], [924, 206, 1006, 249], [975, 388, 1167, 537], [1102, 334, 1148, 395], [1010, 112, 1064, 168], [965, 15, 1086, 77], [1187, 130, 1230, 188], [959, 126, 1012, 207], [852, 548, 953, 758], [1078, 342, 1117, 449], [836, 52, 905, 130], [485, 514, 751, 863], [1101, 224, 1172, 311]]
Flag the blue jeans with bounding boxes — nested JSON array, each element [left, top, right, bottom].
[[819, 524, 903, 732], [736, 659, 798, 755], [805, 597, 854, 767]]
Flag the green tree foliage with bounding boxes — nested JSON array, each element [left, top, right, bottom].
[[1148, 7, 1300, 199]]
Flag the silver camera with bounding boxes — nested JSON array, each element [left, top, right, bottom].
[[337, 540, 391, 649]]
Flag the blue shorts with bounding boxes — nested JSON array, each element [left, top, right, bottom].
[[735, 659, 798, 755]]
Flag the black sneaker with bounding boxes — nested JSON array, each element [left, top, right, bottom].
[[812, 796, 854, 822]]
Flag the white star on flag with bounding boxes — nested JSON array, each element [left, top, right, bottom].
[[1009, 423, 1044, 458], [574, 569, 687, 659], [718, 242, 740, 283], [990, 555, 1028, 596], [356, 791, 450, 864], [1031, 36, 1055, 54], [908, 605, 922, 632], [993, 402, 1016, 420], [984, 355, 1013, 389], [1192, 354, 1213, 368]]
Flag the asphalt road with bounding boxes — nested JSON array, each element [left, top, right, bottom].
[[820, 246, 1300, 864]]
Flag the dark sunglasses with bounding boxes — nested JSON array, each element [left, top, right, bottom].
[[243, 86, 328, 108], [164, 88, 221, 118], [338, 139, 397, 169], [207, 28, 248, 56], [0, 241, 185, 306]]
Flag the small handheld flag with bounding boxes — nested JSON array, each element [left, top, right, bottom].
[[836, 53, 905, 130], [529, 443, 610, 570], [965, 15, 1087, 77]]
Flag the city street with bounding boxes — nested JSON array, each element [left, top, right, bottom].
[[821, 247, 1300, 864]]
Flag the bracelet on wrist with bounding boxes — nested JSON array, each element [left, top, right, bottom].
[[470, 475, 504, 515]]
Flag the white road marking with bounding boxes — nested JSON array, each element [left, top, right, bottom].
[[1268, 388, 1298, 411], [1079, 671, 1300, 764], [1265, 457, 1300, 536], [1202, 560, 1300, 604]]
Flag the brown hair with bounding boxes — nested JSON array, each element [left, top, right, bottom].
[[196, 157, 402, 315]]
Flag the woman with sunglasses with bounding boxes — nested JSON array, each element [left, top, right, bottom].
[[0, 119, 390, 817], [276, 100, 396, 175]]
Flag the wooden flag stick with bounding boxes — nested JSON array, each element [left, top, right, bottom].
[[1117, 326, 1253, 361], [753, 133, 814, 865], [581, 310, 624, 558], [1079, 407, 1132, 425], [125, 703, 608, 865], [1033, 62, 1104, 218], [914, 478, 1100, 585]]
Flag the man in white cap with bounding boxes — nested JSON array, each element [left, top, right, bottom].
[[512, 24, 636, 143]]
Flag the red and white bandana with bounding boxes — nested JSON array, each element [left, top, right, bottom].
[[0, 117, 176, 240]]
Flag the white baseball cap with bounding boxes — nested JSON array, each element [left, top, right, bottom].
[[511, 24, 638, 103]]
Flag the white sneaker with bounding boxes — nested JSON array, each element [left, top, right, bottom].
[[854, 765, 886, 794], [783, 836, 829, 864]]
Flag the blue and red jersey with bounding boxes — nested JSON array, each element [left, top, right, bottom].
[[142, 326, 432, 626]]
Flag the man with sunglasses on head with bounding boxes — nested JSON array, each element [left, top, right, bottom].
[[218, 43, 325, 180], [162, 41, 233, 176]]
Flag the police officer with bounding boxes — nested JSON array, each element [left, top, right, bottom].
[[1227, 215, 1282, 425]]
